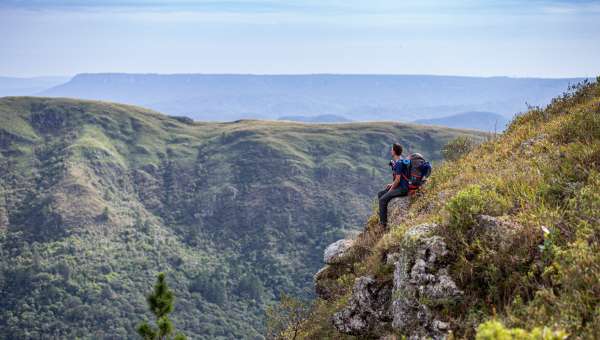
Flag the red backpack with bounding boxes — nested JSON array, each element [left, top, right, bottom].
[[407, 153, 432, 195]]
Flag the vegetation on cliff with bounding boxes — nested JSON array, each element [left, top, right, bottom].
[[294, 78, 600, 339]]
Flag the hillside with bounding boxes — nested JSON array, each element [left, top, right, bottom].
[[39, 73, 584, 121], [296, 78, 600, 339], [278, 114, 352, 123], [414, 111, 510, 132], [0, 97, 483, 339]]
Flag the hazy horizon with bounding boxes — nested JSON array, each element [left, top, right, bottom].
[[2, 0, 599, 78], [1, 72, 593, 80]]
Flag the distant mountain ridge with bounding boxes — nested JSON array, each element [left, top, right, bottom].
[[39, 73, 585, 122], [278, 114, 351, 123], [414, 111, 511, 131]]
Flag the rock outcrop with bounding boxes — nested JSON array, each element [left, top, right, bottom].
[[390, 225, 463, 339], [314, 239, 356, 300], [329, 222, 462, 339], [386, 196, 412, 226], [319, 210, 464, 339], [332, 276, 393, 336], [324, 239, 354, 265], [314, 196, 412, 301]]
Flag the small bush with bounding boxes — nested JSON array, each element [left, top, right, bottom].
[[445, 185, 510, 232], [442, 136, 478, 161], [476, 320, 567, 340], [266, 294, 312, 340]]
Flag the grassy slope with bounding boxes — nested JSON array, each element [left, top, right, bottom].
[[299, 78, 600, 339], [0, 96, 483, 339]]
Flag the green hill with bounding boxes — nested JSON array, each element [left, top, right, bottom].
[[0, 97, 483, 339], [301, 78, 600, 339]]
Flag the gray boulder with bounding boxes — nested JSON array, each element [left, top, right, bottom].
[[315, 238, 357, 300], [386, 196, 412, 226], [324, 239, 354, 265]]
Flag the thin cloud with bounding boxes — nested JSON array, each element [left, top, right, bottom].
[[0, 0, 338, 13]]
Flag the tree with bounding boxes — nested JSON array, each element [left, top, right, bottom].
[[137, 273, 186, 340], [266, 294, 312, 340], [236, 273, 263, 301]]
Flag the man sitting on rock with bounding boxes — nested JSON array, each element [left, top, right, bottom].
[[377, 143, 410, 229]]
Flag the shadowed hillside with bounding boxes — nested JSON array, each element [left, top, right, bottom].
[[0, 97, 483, 339]]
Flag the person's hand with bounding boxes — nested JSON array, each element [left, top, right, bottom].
[[386, 183, 392, 189]]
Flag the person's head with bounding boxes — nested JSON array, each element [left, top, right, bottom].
[[391, 143, 403, 158]]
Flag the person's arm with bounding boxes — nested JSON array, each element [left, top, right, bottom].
[[386, 173, 395, 189], [388, 174, 401, 190]]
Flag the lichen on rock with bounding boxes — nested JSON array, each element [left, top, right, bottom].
[[331, 276, 393, 336], [329, 222, 462, 339], [390, 225, 462, 339]]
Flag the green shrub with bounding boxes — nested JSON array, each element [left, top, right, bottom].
[[476, 320, 567, 340], [445, 184, 510, 231], [442, 136, 478, 161], [522, 239, 600, 337], [443, 185, 530, 318]]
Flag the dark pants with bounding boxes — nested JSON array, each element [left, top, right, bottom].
[[378, 187, 408, 227]]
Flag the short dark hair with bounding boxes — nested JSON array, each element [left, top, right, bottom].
[[392, 143, 403, 156]]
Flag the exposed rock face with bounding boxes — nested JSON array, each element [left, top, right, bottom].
[[329, 223, 462, 339], [324, 239, 355, 265], [317, 201, 464, 338], [314, 196, 410, 302], [386, 196, 412, 226], [390, 229, 463, 339], [332, 276, 392, 336], [315, 239, 356, 300]]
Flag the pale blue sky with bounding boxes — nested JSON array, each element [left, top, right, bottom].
[[1, 0, 599, 77]]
